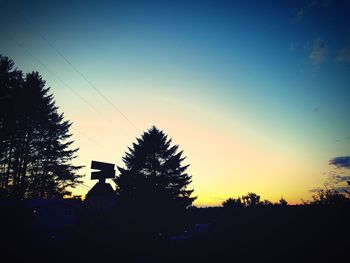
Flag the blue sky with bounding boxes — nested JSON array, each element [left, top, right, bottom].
[[1, 0, 350, 204]]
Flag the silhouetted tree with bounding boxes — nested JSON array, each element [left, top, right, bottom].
[[0, 55, 82, 199], [242, 192, 261, 207], [278, 196, 288, 206], [310, 188, 349, 206], [114, 126, 195, 233], [222, 194, 276, 208]]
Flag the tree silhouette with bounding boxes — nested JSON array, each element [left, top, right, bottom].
[[223, 194, 278, 208], [114, 126, 195, 233], [278, 196, 288, 206], [0, 55, 82, 199], [310, 188, 349, 206], [242, 192, 261, 207]]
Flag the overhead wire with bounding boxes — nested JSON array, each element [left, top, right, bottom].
[[71, 126, 115, 156], [42, 38, 140, 131], [76, 184, 90, 190], [82, 183, 93, 189], [1, 25, 129, 136], [1, 6, 136, 194], [0, 25, 116, 159], [11, 4, 140, 132]]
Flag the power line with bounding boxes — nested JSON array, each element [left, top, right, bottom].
[[42, 37, 140, 131], [76, 184, 90, 190], [1, 25, 119, 196], [44, 39, 139, 131], [71, 126, 115, 156], [11, 6, 139, 131], [0, 25, 125, 134], [82, 183, 93, 189], [0, 25, 117, 157], [75, 178, 115, 193]]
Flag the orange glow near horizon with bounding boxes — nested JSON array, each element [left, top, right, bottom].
[[2, 0, 349, 208], [67, 98, 332, 207]]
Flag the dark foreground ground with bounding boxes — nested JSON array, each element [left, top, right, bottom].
[[2, 205, 350, 263]]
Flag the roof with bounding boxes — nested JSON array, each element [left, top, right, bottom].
[[86, 182, 115, 198]]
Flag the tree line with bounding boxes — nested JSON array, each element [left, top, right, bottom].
[[222, 192, 288, 208], [1, 53, 349, 211], [222, 183, 350, 209]]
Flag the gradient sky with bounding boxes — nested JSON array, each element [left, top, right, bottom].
[[1, 0, 350, 206]]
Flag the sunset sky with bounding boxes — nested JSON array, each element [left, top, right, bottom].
[[1, 0, 349, 206]]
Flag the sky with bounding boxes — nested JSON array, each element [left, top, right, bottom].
[[1, 0, 350, 206]]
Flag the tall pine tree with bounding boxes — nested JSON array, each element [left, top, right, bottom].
[[0, 55, 82, 199], [114, 126, 195, 233]]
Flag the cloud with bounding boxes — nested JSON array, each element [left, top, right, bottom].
[[336, 48, 350, 62], [309, 38, 327, 64], [329, 156, 350, 169], [329, 174, 350, 183], [324, 174, 350, 192]]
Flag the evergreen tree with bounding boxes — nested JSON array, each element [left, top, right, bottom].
[[242, 192, 261, 207], [0, 55, 82, 199], [114, 126, 195, 233], [0, 55, 23, 196]]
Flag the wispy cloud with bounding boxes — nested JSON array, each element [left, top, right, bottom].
[[309, 38, 327, 65], [311, 164, 350, 193], [324, 173, 350, 192], [336, 48, 350, 62], [329, 156, 350, 169]]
